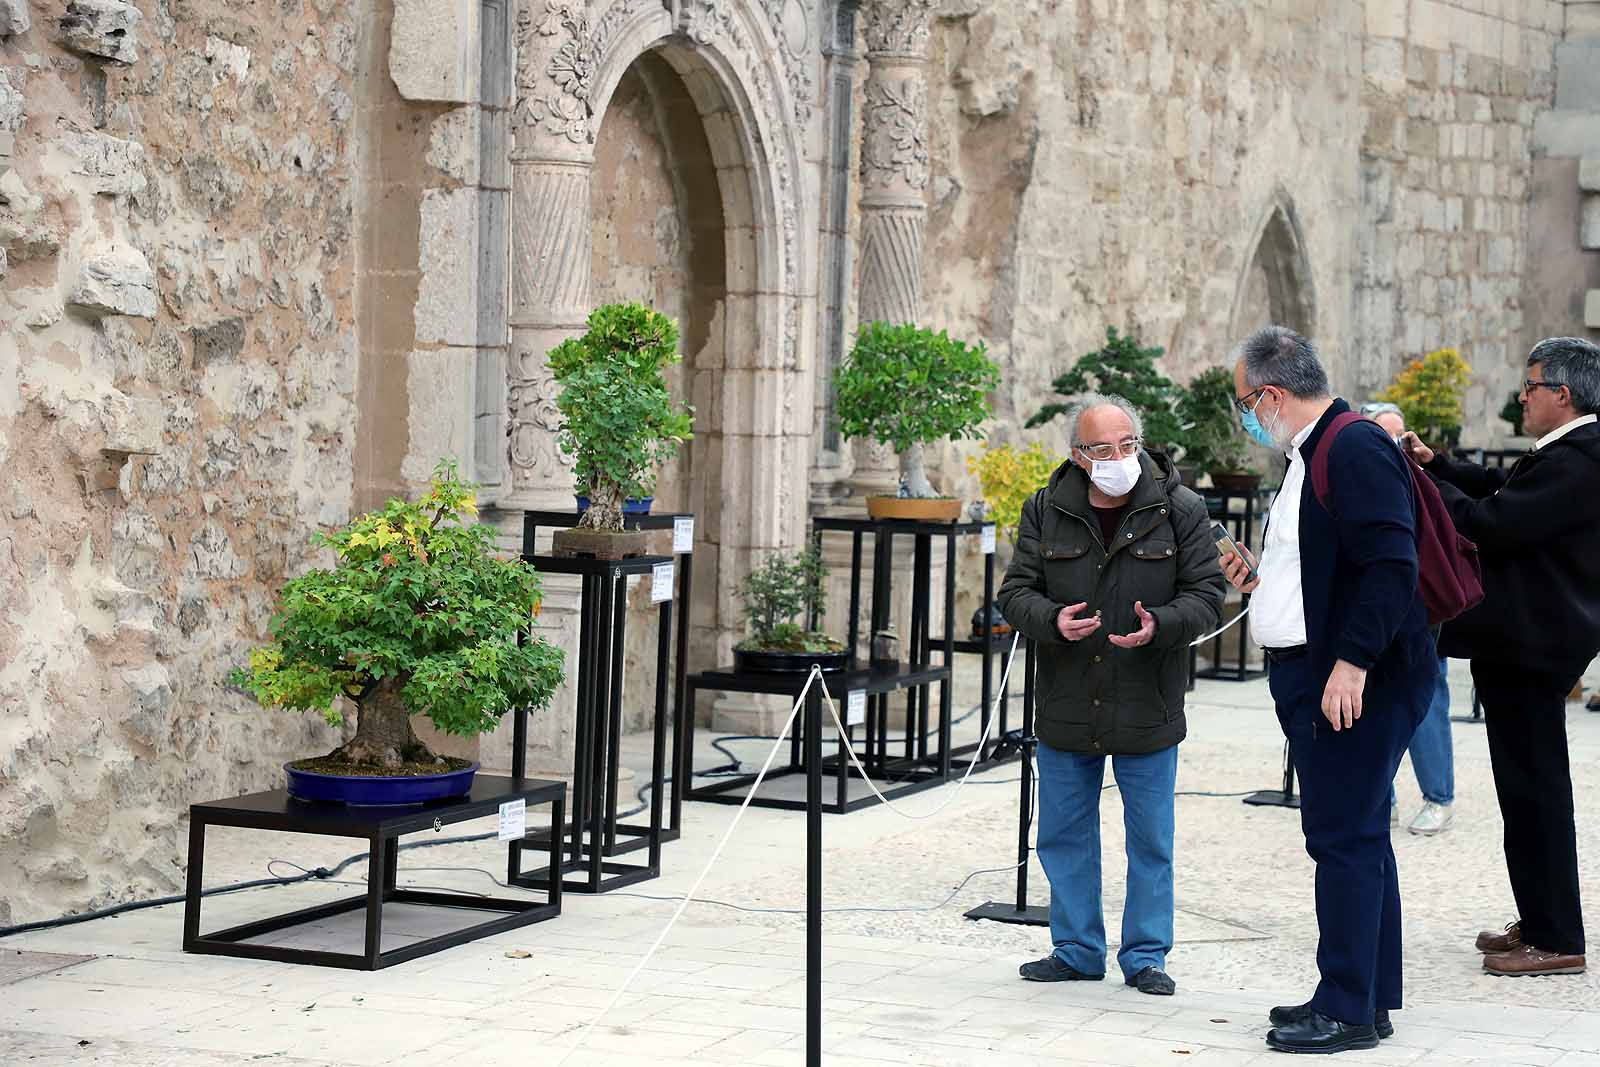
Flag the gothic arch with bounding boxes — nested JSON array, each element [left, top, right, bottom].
[[1230, 193, 1317, 339]]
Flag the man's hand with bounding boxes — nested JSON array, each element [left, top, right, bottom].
[[1220, 545, 1261, 594], [1108, 601, 1157, 649], [1055, 602, 1102, 642], [1399, 431, 1434, 466], [1320, 659, 1368, 731]]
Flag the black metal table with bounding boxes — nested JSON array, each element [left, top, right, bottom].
[[521, 510, 695, 841], [684, 661, 953, 814], [509, 553, 675, 893], [182, 775, 565, 970]]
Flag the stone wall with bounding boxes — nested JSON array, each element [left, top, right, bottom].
[[0, 0, 360, 924]]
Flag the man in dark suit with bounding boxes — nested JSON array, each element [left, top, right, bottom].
[[1221, 326, 1436, 1054], [1402, 336, 1600, 978]]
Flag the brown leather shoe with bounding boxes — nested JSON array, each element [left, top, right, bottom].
[[1483, 944, 1586, 976], [1476, 921, 1522, 954]]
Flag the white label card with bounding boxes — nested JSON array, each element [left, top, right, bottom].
[[672, 517, 695, 553], [497, 799, 526, 842], [847, 690, 866, 727], [651, 562, 675, 603], [981, 524, 997, 555]]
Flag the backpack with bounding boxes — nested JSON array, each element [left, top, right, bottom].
[[1309, 412, 1484, 626]]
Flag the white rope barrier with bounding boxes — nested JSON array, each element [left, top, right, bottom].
[[1188, 604, 1251, 648], [552, 665, 824, 1067]]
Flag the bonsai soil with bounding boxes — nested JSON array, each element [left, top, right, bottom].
[[290, 755, 473, 777]]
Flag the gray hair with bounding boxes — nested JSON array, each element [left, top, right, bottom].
[[1068, 393, 1145, 445], [1238, 325, 1331, 399], [1360, 401, 1403, 419], [1528, 337, 1600, 415]]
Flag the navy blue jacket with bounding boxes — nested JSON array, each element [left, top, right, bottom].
[[1294, 401, 1435, 689]]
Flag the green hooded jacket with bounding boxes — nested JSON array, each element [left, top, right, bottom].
[[997, 452, 1226, 755]]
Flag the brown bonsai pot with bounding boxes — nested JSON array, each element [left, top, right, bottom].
[[551, 527, 652, 560], [865, 496, 963, 521], [1208, 471, 1263, 493]]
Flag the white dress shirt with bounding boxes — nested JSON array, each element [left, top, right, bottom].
[[1252, 419, 1320, 650], [1535, 413, 1597, 451]]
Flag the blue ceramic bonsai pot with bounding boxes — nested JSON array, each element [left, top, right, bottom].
[[574, 496, 653, 515], [285, 761, 478, 806]]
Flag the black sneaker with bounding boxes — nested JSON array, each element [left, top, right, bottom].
[[1018, 955, 1105, 982], [1268, 1002, 1393, 1039], [1124, 966, 1176, 996]]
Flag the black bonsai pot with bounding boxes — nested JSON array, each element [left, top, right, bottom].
[[734, 647, 849, 674]]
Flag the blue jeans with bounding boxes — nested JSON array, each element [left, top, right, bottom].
[[1035, 741, 1177, 980], [1390, 657, 1454, 807]]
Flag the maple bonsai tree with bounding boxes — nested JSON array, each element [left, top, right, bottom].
[[230, 461, 566, 772], [835, 321, 1000, 498], [548, 302, 695, 532]]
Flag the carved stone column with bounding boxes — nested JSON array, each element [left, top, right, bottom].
[[482, 0, 598, 775], [847, 0, 934, 501]]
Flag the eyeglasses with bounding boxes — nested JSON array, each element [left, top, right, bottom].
[[1234, 386, 1267, 415], [1523, 380, 1564, 394], [1075, 437, 1143, 462]]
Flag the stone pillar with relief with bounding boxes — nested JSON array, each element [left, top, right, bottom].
[[481, 0, 597, 775], [847, 0, 934, 503]]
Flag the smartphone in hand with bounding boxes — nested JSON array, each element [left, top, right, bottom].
[[1211, 522, 1258, 585]]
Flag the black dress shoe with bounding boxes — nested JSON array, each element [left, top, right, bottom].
[[1266, 1010, 1379, 1054], [1268, 1003, 1392, 1039], [1018, 955, 1104, 982], [1124, 966, 1176, 995]]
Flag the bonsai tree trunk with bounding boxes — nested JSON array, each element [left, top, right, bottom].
[[901, 442, 939, 499], [329, 676, 436, 769], [578, 478, 626, 531]]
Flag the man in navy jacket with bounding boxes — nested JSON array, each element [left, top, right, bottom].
[[1403, 336, 1600, 977], [1222, 327, 1436, 1055]]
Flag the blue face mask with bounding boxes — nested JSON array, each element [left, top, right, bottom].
[[1240, 408, 1276, 449]]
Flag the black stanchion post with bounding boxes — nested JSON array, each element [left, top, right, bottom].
[[1243, 740, 1300, 809], [804, 678, 823, 1067]]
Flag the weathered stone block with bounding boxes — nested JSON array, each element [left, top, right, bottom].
[[388, 0, 478, 104], [0, 131, 10, 182], [1586, 290, 1600, 330], [0, 0, 29, 36], [414, 187, 478, 346], [103, 392, 164, 455], [0, 69, 21, 134], [1556, 43, 1600, 110], [57, 0, 142, 66], [68, 243, 158, 318], [60, 126, 147, 197], [1580, 159, 1600, 194], [1585, 198, 1600, 251], [402, 348, 473, 484], [192, 317, 245, 366]]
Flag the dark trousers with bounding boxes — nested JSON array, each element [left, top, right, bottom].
[[1472, 658, 1588, 955], [1269, 653, 1429, 1024]]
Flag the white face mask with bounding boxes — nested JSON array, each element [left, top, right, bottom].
[[1087, 453, 1142, 497]]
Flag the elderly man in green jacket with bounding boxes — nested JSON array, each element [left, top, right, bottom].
[[998, 394, 1225, 996]]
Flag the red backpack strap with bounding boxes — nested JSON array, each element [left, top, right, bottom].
[[1309, 411, 1368, 512]]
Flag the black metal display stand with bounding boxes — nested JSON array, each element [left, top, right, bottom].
[[508, 552, 675, 894], [521, 510, 695, 840], [1192, 486, 1272, 683], [1243, 740, 1300, 809], [183, 776, 565, 970], [964, 638, 1048, 927], [923, 524, 1017, 766]]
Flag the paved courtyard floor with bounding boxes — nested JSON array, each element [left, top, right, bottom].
[[5, 659, 1600, 1066]]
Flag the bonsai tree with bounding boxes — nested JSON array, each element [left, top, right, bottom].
[[230, 460, 566, 771], [736, 547, 843, 654], [1500, 390, 1525, 436], [548, 302, 695, 531], [1176, 365, 1255, 476], [1377, 346, 1472, 448], [836, 321, 1001, 498], [1027, 327, 1183, 454], [967, 442, 1063, 544]]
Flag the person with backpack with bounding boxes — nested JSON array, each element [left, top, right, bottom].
[[1219, 326, 1439, 1055], [1401, 336, 1600, 979], [997, 394, 1225, 1000]]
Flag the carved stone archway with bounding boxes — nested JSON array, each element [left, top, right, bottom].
[[1230, 193, 1317, 340]]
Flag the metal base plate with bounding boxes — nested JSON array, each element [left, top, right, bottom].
[[1242, 789, 1300, 809], [963, 901, 1049, 926]]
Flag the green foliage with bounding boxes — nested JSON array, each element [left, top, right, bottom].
[[1176, 366, 1255, 474], [1500, 390, 1524, 436], [229, 461, 566, 738], [835, 322, 1000, 453], [736, 547, 839, 651], [1377, 346, 1472, 446], [1027, 327, 1184, 453], [967, 442, 1064, 544], [548, 303, 694, 527]]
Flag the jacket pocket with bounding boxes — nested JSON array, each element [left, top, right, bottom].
[[1040, 539, 1095, 604]]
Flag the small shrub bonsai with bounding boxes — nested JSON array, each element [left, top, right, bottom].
[[548, 302, 695, 531], [967, 442, 1064, 544], [230, 460, 566, 773], [735, 547, 843, 657], [1176, 366, 1255, 477], [1500, 390, 1525, 437], [1377, 346, 1472, 449], [1027, 327, 1184, 454], [836, 322, 1000, 499]]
